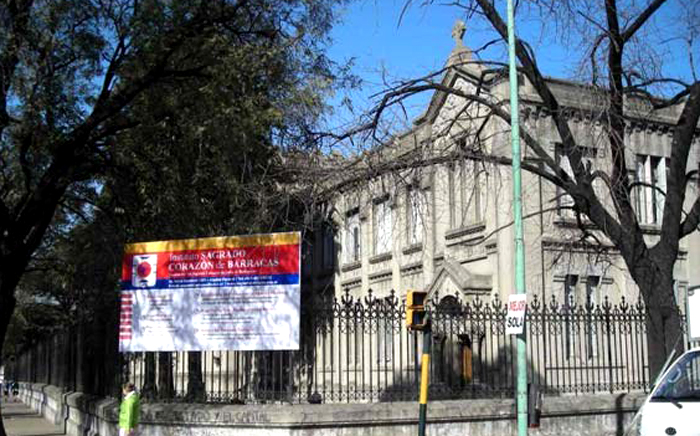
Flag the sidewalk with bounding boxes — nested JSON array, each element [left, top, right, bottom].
[[0, 400, 64, 436]]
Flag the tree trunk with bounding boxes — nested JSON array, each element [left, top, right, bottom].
[[141, 352, 157, 400], [157, 352, 174, 400], [186, 351, 205, 401], [645, 295, 683, 382], [635, 265, 684, 381], [101, 305, 120, 398], [0, 291, 16, 436], [0, 293, 16, 368]]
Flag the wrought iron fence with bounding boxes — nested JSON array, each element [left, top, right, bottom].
[[11, 289, 696, 404]]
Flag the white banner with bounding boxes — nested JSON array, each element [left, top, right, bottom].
[[119, 232, 301, 352]]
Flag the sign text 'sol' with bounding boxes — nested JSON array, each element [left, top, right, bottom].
[[506, 294, 527, 335]]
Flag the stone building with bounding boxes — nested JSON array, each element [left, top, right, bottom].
[[305, 27, 700, 315]]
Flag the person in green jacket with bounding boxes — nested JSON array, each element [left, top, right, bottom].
[[118, 382, 140, 436]]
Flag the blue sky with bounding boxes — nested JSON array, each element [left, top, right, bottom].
[[324, 0, 698, 134], [324, 0, 568, 131]]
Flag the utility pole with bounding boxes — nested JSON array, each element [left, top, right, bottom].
[[506, 0, 528, 435]]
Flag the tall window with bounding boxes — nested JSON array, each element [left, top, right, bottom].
[[634, 154, 668, 225], [322, 225, 334, 270], [407, 186, 424, 246], [585, 276, 600, 359], [555, 144, 597, 217], [448, 160, 484, 228], [344, 210, 361, 263], [448, 164, 457, 228], [563, 274, 600, 360], [459, 160, 483, 225], [373, 197, 392, 255], [377, 298, 394, 364]]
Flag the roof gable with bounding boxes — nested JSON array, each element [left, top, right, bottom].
[[426, 257, 491, 301]]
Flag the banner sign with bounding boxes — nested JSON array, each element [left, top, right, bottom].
[[505, 294, 527, 335], [119, 232, 301, 352]]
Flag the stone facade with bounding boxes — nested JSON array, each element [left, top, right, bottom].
[[305, 43, 700, 314]]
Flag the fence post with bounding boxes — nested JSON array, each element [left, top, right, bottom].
[[605, 303, 614, 393]]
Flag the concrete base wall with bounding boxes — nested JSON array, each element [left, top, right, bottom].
[[17, 383, 645, 436]]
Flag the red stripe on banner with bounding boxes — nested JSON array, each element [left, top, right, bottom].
[[121, 256, 132, 282], [166, 244, 300, 279]]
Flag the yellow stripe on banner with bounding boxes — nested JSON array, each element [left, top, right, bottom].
[[124, 232, 300, 254], [419, 354, 430, 404]]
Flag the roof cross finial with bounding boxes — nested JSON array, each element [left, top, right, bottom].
[[451, 19, 466, 47]]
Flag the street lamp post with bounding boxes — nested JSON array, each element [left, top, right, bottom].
[[506, 0, 528, 435]]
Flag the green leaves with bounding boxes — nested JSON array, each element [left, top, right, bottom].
[[1, 0, 354, 355]]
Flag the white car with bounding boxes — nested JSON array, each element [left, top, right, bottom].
[[625, 347, 700, 436]]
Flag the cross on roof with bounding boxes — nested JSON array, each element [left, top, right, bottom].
[[451, 19, 466, 47]]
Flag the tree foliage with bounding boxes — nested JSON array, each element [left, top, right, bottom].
[[0, 0, 351, 413]]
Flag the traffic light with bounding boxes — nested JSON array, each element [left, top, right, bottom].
[[406, 290, 429, 330]]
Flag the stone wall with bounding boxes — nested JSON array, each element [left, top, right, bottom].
[[17, 382, 645, 436]]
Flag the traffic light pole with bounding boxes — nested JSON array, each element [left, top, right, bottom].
[[418, 321, 431, 436], [507, 0, 528, 435], [405, 290, 431, 435]]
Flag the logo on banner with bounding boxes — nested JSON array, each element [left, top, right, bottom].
[[132, 254, 158, 288]]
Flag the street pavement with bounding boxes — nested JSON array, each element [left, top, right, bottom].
[[0, 400, 64, 436]]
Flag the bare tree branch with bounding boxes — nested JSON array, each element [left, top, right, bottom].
[[680, 196, 700, 237], [621, 0, 667, 43], [475, 0, 625, 245]]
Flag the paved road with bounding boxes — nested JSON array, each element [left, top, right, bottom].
[[0, 400, 64, 436]]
